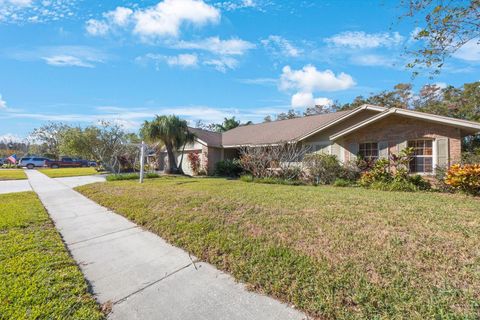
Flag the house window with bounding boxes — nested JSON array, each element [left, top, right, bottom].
[[408, 139, 433, 173], [358, 142, 378, 160], [308, 143, 330, 154]]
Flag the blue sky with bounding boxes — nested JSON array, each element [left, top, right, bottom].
[[1, 0, 479, 140]]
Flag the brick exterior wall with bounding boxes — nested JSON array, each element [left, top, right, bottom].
[[340, 115, 462, 165]]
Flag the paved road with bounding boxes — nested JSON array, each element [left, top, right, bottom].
[[25, 170, 306, 320]]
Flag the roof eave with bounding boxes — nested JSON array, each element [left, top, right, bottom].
[[296, 104, 386, 141], [330, 108, 480, 140]]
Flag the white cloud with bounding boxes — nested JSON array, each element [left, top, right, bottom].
[[1, 104, 272, 129], [238, 78, 277, 85], [165, 53, 198, 67], [138, 53, 198, 68], [0, 94, 6, 109], [261, 35, 302, 58], [280, 65, 355, 92], [10, 46, 107, 68], [409, 27, 422, 42], [434, 82, 447, 89], [216, 0, 256, 11], [106, 7, 133, 26], [350, 54, 395, 67], [2, 0, 32, 6], [453, 39, 480, 62], [291, 92, 332, 108], [173, 37, 255, 55], [0, 133, 25, 143], [314, 97, 333, 106], [203, 56, 238, 72], [85, 19, 110, 36], [87, 0, 220, 39], [325, 31, 404, 49], [42, 55, 95, 68], [280, 65, 354, 108], [291, 92, 313, 107], [0, 0, 76, 24]]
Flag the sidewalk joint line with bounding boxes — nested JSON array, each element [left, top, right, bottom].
[[67, 226, 139, 246], [113, 261, 199, 305]]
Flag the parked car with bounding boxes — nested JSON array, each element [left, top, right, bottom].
[[74, 158, 90, 167], [45, 157, 88, 168], [18, 157, 49, 169], [88, 161, 98, 167]]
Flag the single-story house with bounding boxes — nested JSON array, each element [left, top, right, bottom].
[[158, 104, 480, 175]]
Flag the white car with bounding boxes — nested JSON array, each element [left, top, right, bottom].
[[18, 157, 48, 169]]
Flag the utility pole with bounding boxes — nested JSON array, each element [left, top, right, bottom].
[[139, 141, 145, 183]]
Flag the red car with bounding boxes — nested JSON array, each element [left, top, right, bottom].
[[45, 157, 88, 168]]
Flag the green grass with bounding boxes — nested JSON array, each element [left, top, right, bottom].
[[106, 172, 159, 181], [0, 169, 27, 180], [0, 192, 104, 319], [39, 167, 100, 178], [76, 177, 480, 319]]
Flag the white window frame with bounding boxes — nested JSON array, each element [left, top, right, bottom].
[[358, 142, 379, 160], [407, 139, 434, 174]]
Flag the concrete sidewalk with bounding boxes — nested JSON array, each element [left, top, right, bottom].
[[26, 170, 306, 320], [0, 179, 31, 194]]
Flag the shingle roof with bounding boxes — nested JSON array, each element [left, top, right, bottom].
[[188, 127, 222, 147], [221, 111, 350, 146]]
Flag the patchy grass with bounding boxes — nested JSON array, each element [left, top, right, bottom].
[[77, 177, 480, 319], [106, 172, 159, 181], [39, 167, 100, 178], [0, 192, 104, 319], [0, 169, 26, 180]]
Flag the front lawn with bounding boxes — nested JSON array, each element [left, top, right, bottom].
[[0, 192, 104, 319], [39, 167, 100, 178], [76, 177, 480, 319], [0, 169, 26, 180]]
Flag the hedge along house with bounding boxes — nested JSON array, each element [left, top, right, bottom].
[[158, 104, 480, 175]]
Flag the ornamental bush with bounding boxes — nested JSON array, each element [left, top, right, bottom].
[[214, 159, 243, 177], [445, 164, 480, 196], [187, 152, 201, 175], [303, 153, 343, 185]]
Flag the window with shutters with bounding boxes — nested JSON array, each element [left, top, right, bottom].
[[408, 139, 433, 173], [358, 142, 378, 160]]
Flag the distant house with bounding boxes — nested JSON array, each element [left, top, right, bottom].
[[158, 104, 480, 175]]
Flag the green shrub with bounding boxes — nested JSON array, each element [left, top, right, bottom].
[[215, 159, 243, 177], [333, 178, 354, 187], [106, 172, 159, 181], [239, 174, 304, 185], [359, 158, 391, 186], [340, 161, 362, 182], [408, 174, 431, 191], [240, 174, 254, 182], [461, 151, 480, 164], [433, 165, 453, 192], [370, 180, 417, 192], [303, 153, 343, 185]]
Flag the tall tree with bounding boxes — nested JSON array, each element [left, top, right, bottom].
[[141, 115, 193, 174], [402, 0, 480, 74], [276, 109, 300, 120], [30, 122, 69, 159], [214, 117, 253, 132]]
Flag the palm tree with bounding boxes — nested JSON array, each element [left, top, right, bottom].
[[141, 115, 194, 174], [214, 116, 252, 132]]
